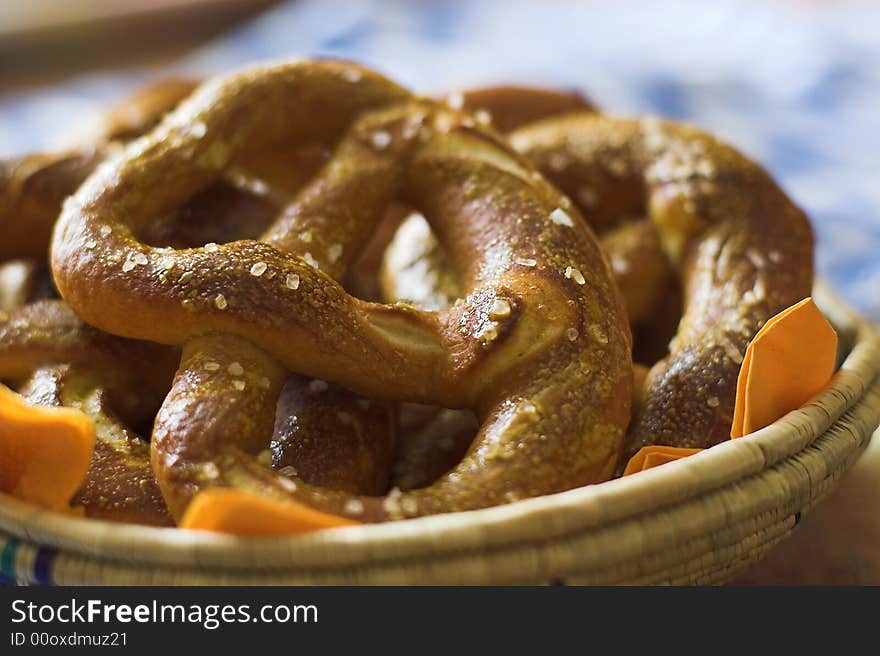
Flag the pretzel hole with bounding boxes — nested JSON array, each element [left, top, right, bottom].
[[137, 143, 330, 250], [391, 404, 479, 491], [270, 374, 394, 497], [269, 391, 480, 496]]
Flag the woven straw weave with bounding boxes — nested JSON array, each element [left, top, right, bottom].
[[1, 286, 878, 585]]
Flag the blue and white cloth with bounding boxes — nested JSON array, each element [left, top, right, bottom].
[[1, 0, 877, 319]]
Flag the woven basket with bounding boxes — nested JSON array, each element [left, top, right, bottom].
[[2, 285, 878, 585]]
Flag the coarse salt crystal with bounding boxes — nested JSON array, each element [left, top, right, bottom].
[[550, 207, 574, 227], [489, 298, 511, 319], [303, 252, 320, 269], [564, 266, 586, 285], [370, 130, 392, 150]]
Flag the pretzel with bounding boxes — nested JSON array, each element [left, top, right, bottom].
[[1, 77, 405, 522], [0, 301, 177, 524], [508, 114, 813, 455], [52, 60, 632, 521]]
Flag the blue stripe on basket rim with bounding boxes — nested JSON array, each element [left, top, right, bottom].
[[1, 538, 19, 585], [33, 545, 56, 586], [0, 537, 57, 586]]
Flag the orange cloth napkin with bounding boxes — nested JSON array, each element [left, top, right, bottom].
[[731, 297, 837, 438], [180, 488, 359, 536], [622, 446, 703, 476], [0, 384, 95, 510]]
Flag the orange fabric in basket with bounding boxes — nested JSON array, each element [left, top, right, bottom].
[[622, 446, 703, 476], [731, 297, 837, 438], [180, 488, 359, 536], [0, 383, 95, 510]]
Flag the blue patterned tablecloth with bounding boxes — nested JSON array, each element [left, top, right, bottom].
[[1, 0, 877, 318]]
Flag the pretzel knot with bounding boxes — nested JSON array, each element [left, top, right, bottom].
[[51, 60, 632, 521]]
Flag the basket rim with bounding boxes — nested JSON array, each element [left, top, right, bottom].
[[1, 285, 878, 571]]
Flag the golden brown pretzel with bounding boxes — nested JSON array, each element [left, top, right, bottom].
[[0, 74, 395, 521], [52, 60, 631, 521], [509, 114, 813, 454], [0, 301, 177, 525]]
